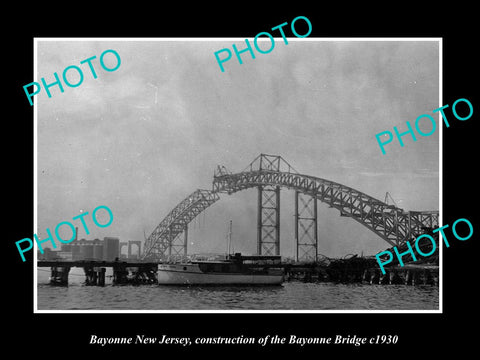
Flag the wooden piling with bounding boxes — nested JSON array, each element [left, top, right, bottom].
[[113, 264, 129, 285], [98, 267, 106, 286], [50, 266, 70, 286]]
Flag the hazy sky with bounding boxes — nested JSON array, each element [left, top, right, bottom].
[[36, 39, 440, 258]]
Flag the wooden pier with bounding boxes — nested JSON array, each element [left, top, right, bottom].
[[284, 260, 439, 286], [38, 257, 438, 287], [37, 260, 158, 286]]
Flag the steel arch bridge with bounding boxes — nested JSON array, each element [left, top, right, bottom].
[[142, 154, 439, 262]]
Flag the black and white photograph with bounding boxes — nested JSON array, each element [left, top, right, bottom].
[[33, 38, 440, 312], [6, 6, 478, 357]]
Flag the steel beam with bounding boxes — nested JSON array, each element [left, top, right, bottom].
[[257, 185, 280, 256], [143, 189, 220, 261], [146, 155, 439, 262], [213, 166, 438, 248], [295, 191, 318, 262]]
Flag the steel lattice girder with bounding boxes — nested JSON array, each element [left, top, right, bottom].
[[143, 189, 220, 260], [295, 191, 318, 262], [257, 185, 280, 256], [213, 170, 438, 247]]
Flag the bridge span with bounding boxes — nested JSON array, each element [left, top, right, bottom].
[[143, 154, 438, 262]]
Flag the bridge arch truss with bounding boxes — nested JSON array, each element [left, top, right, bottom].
[[143, 154, 438, 262]]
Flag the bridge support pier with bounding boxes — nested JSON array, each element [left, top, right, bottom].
[[112, 264, 158, 285], [113, 264, 129, 285], [295, 191, 318, 262], [50, 266, 70, 286], [84, 267, 106, 286], [257, 185, 280, 256], [166, 224, 188, 261]]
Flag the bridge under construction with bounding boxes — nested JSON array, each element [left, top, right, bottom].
[[142, 154, 439, 263]]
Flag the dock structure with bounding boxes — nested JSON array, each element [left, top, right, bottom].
[[38, 260, 158, 286], [38, 258, 438, 287], [284, 262, 439, 286]]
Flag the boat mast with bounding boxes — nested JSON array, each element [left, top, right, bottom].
[[227, 220, 233, 255]]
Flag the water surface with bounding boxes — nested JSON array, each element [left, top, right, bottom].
[[37, 269, 438, 311]]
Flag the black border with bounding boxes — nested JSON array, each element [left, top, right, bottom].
[[6, 5, 478, 356]]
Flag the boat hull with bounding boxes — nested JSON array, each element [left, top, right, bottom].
[[157, 263, 283, 285]]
